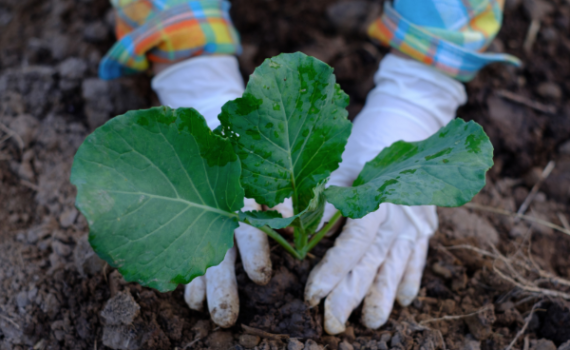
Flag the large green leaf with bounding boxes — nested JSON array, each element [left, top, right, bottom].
[[219, 52, 352, 214], [71, 107, 243, 292], [325, 119, 494, 219]]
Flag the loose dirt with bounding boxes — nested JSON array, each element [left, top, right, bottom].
[[1, 0, 570, 349]]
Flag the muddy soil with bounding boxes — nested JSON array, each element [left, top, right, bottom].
[[1, 0, 570, 349]]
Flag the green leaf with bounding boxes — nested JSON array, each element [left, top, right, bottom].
[[71, 107, 244, 292], [219, 52, 352, 213], [325, 119, 494, 219], [293, 179, 327, 234], [238, 210, 296, 229]]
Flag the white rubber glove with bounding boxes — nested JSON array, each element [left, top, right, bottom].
[[305, 53, 467, 334], [152, 56, 272, 328]]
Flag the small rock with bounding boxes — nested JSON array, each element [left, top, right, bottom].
[[102, 324, 143, 350], [59, 207, 78, 228], [533, 339, 556, 350], [57, 57, 87, 80], [239, 334, 260, 348], [74, 235, 106, 276], [558, 340, 570, 350], [26, 216, 55, 244], [461, 338, 481, 350], [438, 208, 499, 245], [101, 291, 140, 325], [52, 241, 72, 257], [82, 78, 110, 102], [84, 21, 109, 42], [16, 291, 29, 309], [537, 82, 562, 100], [207, 331, 234, 350], [380, 333, 391, 343], [339, 341, 354, 350], [305, 339, 323, 350], [288, 338, 305, 350], [377, 341, 388, 350], [364, 340, 378, 350], [18, 149, 35, 180], [9, 114, 38, 148], [390, 333, 402, 347], [82, 78, 113, 129]]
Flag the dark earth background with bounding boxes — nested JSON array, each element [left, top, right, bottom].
[[2, 0, 570, 349]]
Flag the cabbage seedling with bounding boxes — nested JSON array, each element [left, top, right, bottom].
[[70, 52, 493, 292]]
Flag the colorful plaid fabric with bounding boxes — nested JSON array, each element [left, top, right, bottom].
[[99, 0, 241, 80], [368, 0, 521, 82]]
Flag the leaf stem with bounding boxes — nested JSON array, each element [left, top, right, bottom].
[[305, 210, 343, 253], [257, 225, 303, 260]]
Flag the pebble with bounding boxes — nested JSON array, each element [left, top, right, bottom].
[[390, 333, 401, 347], [59, 207, 78, 228], [16, 291, 29, 309], [57, 57, 87, 80], [52, 241, 72, 257], [100, 291, 140, 325], [9, 114, 39, 148], [339, 341, 354, 350], [74, 235, 106, 276], [239, 334, 260, 348], [288, 338, 304, 350], [304, 339, 323, 350], [207, 331, 234, 350], [461, 338, 481, 350], [377, 341, 388, 350], [537, 82, 562, 100], [534, 339, 557, 350]]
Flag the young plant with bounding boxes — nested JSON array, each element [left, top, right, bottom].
[[71, 52, 493, 292]]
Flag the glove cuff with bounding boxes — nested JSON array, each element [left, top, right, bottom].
[[368, 2, 521, 82], [99, 0, 241, 80]]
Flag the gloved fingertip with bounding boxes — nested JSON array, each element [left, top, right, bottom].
[[210, 302, 239, 328], [184, 277, 206, 311], [324, 299, 346, 335], [396, 282, 419, 307], [304, 288, 322, 308], [361, 307, 389, 330], [248, 264, 272, 286]]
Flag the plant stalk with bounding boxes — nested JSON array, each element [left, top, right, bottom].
[[257, 225, 303, 260], [304, 210, 343, 254]]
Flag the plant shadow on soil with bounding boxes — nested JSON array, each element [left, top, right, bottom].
[[1, 0, 570, 349]]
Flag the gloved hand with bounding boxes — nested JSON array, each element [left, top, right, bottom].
[[304, 53, 467, 334], [152, 56, 272, 327], [99, 0, 240, 80]]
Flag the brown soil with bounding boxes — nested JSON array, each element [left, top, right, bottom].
[[2, 0, 570, 349]]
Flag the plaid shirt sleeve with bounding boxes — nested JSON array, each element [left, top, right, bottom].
[[99, 0, 241, 80], [368, 0, 521, 82]]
